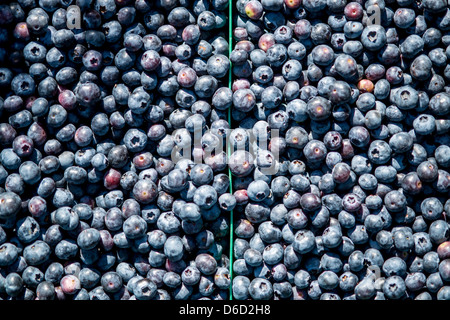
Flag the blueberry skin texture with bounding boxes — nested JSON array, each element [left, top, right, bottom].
[[0, 192, 22, 219], [23, 241, 51, 266], [248, 278, 273, 300]]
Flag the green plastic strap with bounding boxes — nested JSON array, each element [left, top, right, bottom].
[[227, 0, 234, 301]]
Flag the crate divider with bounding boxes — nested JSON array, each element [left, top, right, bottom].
[[227, 0, 234, 301]]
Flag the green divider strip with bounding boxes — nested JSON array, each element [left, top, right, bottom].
[[227, 0, 234, 301]]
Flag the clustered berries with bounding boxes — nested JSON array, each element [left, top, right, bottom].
[[0, 0, 232, 300], [229, 0, 450, 300], [0, 0, 449, 301]]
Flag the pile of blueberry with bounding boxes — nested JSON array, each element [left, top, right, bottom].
[[0, 0, 233, 300], [0, 0, 449, 301], [229, 0, 450, 300]]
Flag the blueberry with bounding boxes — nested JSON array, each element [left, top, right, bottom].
[[421, 197, 444, 221], [22, 240, 51, 266], [248, 278, 273, 300], [317, 271, 339, 292], [0, 192, 22, 219], [292, 230, 315, 254]]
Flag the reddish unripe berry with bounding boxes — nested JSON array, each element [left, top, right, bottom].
[[177, 67, 197, 88], [294, 20, 311, 40], [28, 196, 47, 217], [340, 139, 355, 160], [285, 0, 302, 9], [234, 189, 249, 205], [14, 22, 30, 40], [234, 27, 248, 41], [232, 78, 251, 92], [104, 168, 122, 190], [357, 79, 374, 93], [58, 90, 77, 110], [258, 33, 276, 52], [60, 275, 81, 295], [245, 0, 264, 20], [438, 242, 450, 260], [344, 2, 364, 20]]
